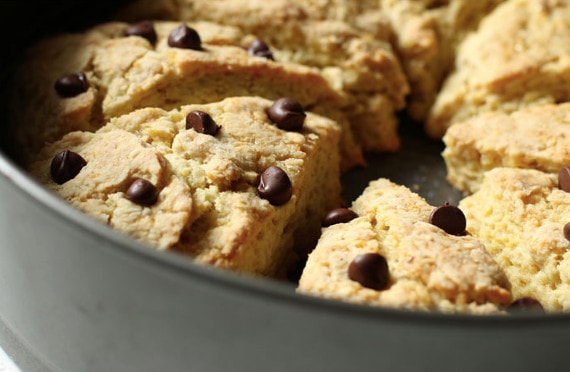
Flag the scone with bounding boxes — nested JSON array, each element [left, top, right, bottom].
[[459, 167, 570, 312], [9, 20, 363, 169], [443, 103, 570, 194], [297, 178, 512, 314], [379, 0, 505, 121], [426, 0, 570, 139], [116, 0, 410, 155], [26, 96, 342, 278]]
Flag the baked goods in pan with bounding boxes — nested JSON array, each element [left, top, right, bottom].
[[442, 103, 570, 194], [459, 167, 570, 312], [116, 0, 410, 155], [426, 0, 570, 139], [26, 96, 342, 277], [297, 178, 512, 314], [10, 20, 362, 169]]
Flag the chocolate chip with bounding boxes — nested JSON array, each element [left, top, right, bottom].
[[54, 72, 89, 98], [124, 20, 157, 44], [507, 297, 545, 314], [257, 166, 292, 206], [247, 39, 274, 60], [126, 178, 158, 206], [168, 24, 201, 50], [267, 97, 306, 131], [559, 166, 570, 192], [429, 202, 466, 236], [348, 253, 390, 290], [186, 110, 220, 136], [564, 222, 570, 241], [322, 208, 358, 227], [50, 150, 87, 184]]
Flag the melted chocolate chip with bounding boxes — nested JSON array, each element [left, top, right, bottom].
[[348, 253, 390, 290], [559, 166, 570, 192], [186, 110, 221, 136], [124, 20, 157, 44], [565, 222, 570, 241], [126, 178, 158, 206], [267, 98, 306, 131], [322, 208, 358, 227], [429, 202, 466, 236], [50, 150, 87, 184], [507, 297, 545, 314], [257, 166, 292, 206], [247, 39, 274, 60], [168, 24, 201, 50], [54, 72, 89, 98]]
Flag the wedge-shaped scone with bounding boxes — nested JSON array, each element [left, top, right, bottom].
[[443, 103, 570, 194], [298, 178, 512, 314], [459, 167, 570, 312], [10, 20, 362, 169], [27, 97, 342, 278], [427, 0, 570, 139], [117, 0, 410, 155]]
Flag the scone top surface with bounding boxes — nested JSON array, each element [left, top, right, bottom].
[[27, 96, 342, 277], [298, 178, 512, 314]]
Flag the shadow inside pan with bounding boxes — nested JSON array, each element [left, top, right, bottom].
[[341, 112, 464, 207]]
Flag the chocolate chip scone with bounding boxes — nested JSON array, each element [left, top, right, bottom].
[[426, 0, 570, 139], [10, 20, 363, 170], [297, 178, 512, 314], [459, 167, 570, 312], [26, 96, 342, 278], [116, 0, 410, 155], [443, 103, 570, 194]]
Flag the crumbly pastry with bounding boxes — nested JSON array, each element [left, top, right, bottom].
[[26, 96, 342, 277], [459, 167, 570, 312], [10, 20, 363, 169], [426, 0, 570, 139], [379, 0, 505, 122], [443, 103, 570, 194], [297, 178, 512, 314], [116, 0, 410, 155]]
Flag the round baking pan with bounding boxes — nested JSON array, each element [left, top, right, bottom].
[[1, 2, 570, 371]]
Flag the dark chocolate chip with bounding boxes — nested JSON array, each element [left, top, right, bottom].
[[348, 253, 390, 291], [257, 166, 292, 206], [565, 222, 570, 241], [168, 24, 202, 50], [507, 297, 545, 314], [186, 110, 221, 136], [50, 150, 87, 184], [54, 72, 89, 98], [124, 20, 157, 44], [247, 39, 274, 60], [429, 202, 466, 236], [267, 97, 306, 131], [559, 166, 570, 192], [322, 208, 358, 227], [125, 178, 158, 206]]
